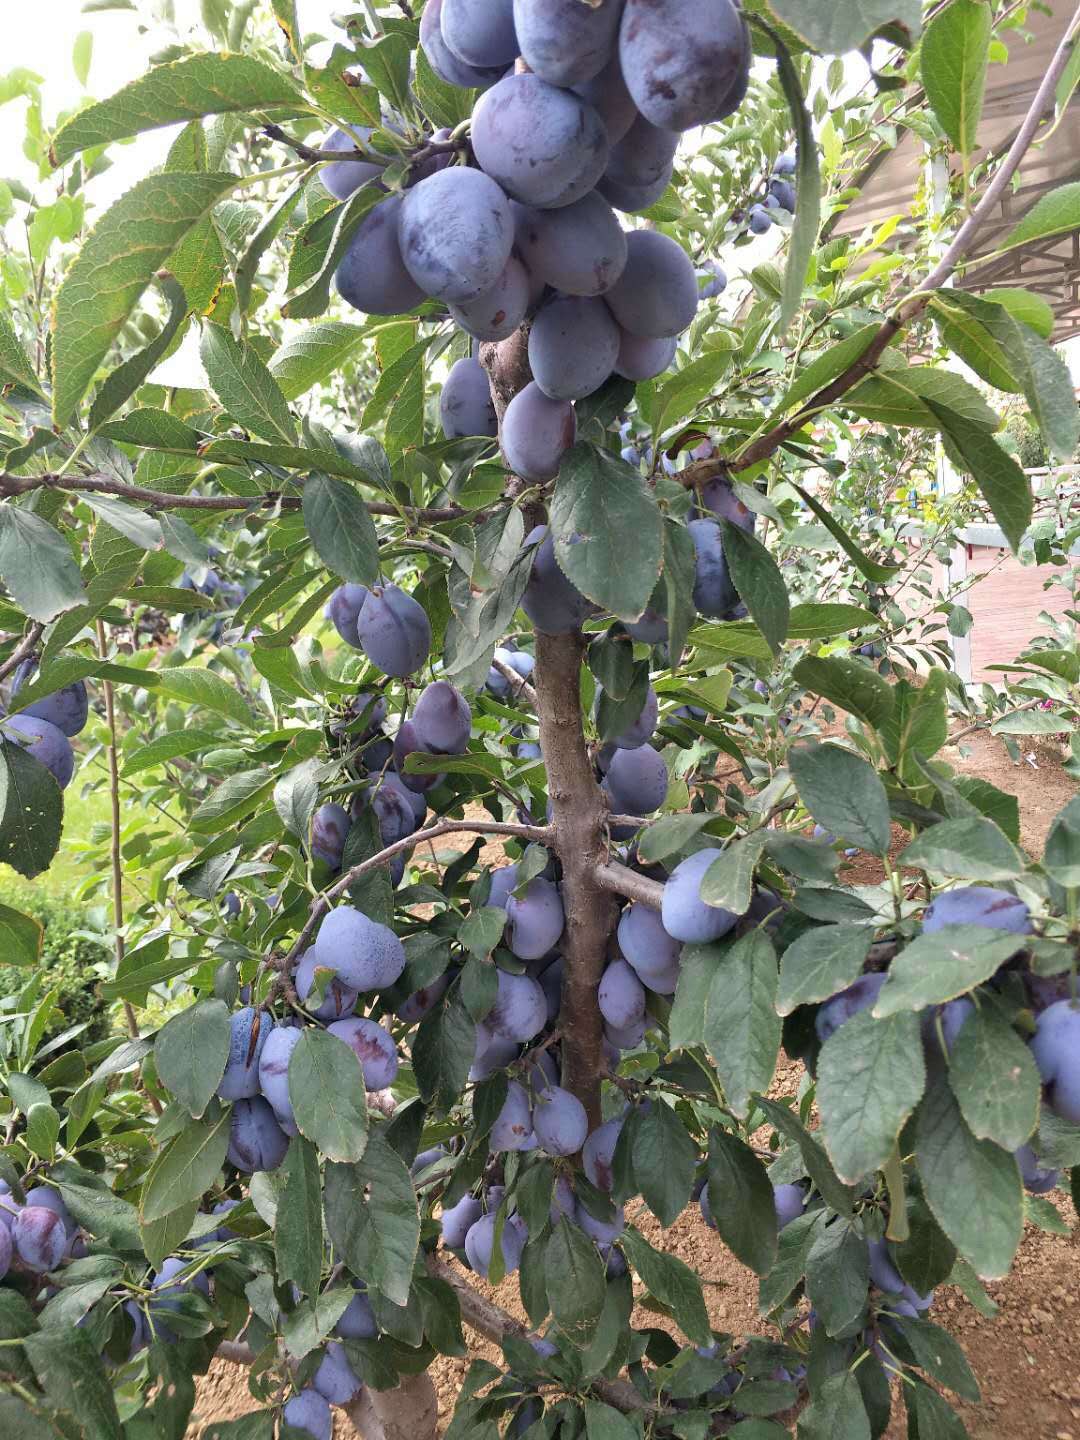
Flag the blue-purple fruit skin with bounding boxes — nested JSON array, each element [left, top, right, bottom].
[[398, 971, 451, 1023], [321, 125, 382, 201], [522, 524, 595, 635], [603, 111, 678, 196], [357, 585, 432, 679], [605, 229, 698, 340], [487, 863, 520, 910], [491, 1079, 536, 1152], [312, 1341, 364, 1405], [515, 191, 627, 297], [449, 256, 531, 342], [688, 518, 737, 618], [582, 1117, 623, 1192], [464, 1212, 527, 1278], [578, 1204, 624, 1245], [615, 330, 677, 382], [922, 886, 1032, 936], [1031, 1000, 1080, 1124], [472, 74, 610, 209], [619, 0, 749, 131], [529, 294, 620, 401], [12, 664, 89, 736], [23, 1186, 75, 1238], [227, 1097, 289, 1172], [605, 1015, 646, 1050], [441, 1194, 484, 1250], [867, 1237, 933, 1312], [440, 356, 498, 439], [1015, 1143, 1060, 1194], [618, 902, 681, 988], [469, 1021, 521, 1081], [365, 772, 422, 843], [324, 585, 369, 649], [257, 1024, 303, 1124], [604, 744, 668, 815], [399, 167, 514, 302], [533, 1085, 588, 1157], [603, 686, 658, 750], [698, 261, 728, 300], [574, 49, 637, 143], [505, 876, 565, 962], [311, 803, 351, 871], [13, 1205, 68, 1271], [486, 969, 548, 1043], [514, 0, 623, 87], [501, 382, 577, 482], [149, 1255, 211, 1339], [770, 178, 796, 213], [420, 0, 504, 87], [336, 195, 427, 317], [815, 974, 888, 1044], [598, 959, 646, 1030], [0, 1220, 10, 1278], [920, 997, 974, 1059], [700, 478, 753, 531], [327, 1017, 399, 1090], [217, 1007, 271, 1102], [749, 205, 772, 234], [336, 1287, 378, 1341], [393, 720, 442, 795], [441, 0, 517, 67], [412, 681, 472, 755], [283, 1387, 333, 1440], [0, 714, 75, 788], [661, 849, 741, 944], [317, 905, 407, 992], [773, 1183, 804, 1230]]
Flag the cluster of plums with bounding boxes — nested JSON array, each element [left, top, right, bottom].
[[747, 149, 797, 236], [319, 0, 752, 493], [0, 662, 88, 792]]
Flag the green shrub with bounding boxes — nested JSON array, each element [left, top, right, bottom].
[[0, 878, 112, 1045]]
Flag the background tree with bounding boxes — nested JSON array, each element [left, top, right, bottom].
[[0, 2, 1078, 1438]]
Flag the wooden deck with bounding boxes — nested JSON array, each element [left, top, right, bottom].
[[960, 546, 1075, 684]]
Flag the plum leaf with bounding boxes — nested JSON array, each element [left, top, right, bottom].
[[817, 1009, 925, 1183]]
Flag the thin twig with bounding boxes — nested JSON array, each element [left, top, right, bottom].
[[491, 654, 538, 710], [947, 695, 1047, 747], [281, 818, 553, 968], [0, 623, 44, 685]]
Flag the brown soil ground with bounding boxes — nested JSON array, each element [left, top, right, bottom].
[[189, 728, 1079, 1439]]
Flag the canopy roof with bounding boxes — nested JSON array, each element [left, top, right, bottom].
[[831, 1, 1080, 341]]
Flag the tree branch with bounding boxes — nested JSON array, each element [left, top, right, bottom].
[[0, 470, 470, 525], [681, 1, 1080, 487], [281, 817, 553, 969], [594, 861, 664, 910], [491, 654, 538, 711], [0, 623, 43, 685]]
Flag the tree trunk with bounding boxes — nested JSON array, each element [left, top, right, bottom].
[[346, 1372, 439, 1440]]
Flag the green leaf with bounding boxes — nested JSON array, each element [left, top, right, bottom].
[[796, 1371, 870, 1440], [817, 1009, 925, 1183], [283, 186, 385, 320], [758, 1208, 826, 1313], [637, 814, 716, 864], [788, 741, 891, 855], [546, 1217, 607, 1347], [88, 273, 187, 430], [805, 1219, 868, 1336], [899, 818, 1022, 880], [23, 1329, 122, 1440], [412, 994, 476, 1112], [704, 931, 781, 1118], [83, 495, 163, 550], [699, 833, 766, 916], [302, 474, 380, 587], [323, 1132, 419, 1305], [668, 942, 716, 1051], [767, 0, 921, 54], [0, 902, 43, 965], [651, 348, 733, 435], [0, 311, 46, 396], [924, 399, 1031, 550], [0, 736, 64, 881], [154, 999, 230, 1119], [140, 1110, 231, 1224], [771, 32, 821, 334], [282, 1288, 351, 1360], [721, 521, 789, 651], [776, 923, 873, 1016], [848, 365, 998, 431], [51, 171, 235, 427], [792, 655, 894, 731], [235, 173, 307, 314], [620, 1227, 711, 1345], [889, 1315, 980, 1401], [72, 30, 94, 87], [289, 1027, 369, 1164], [50, 53, 303, 164], [157, 667, 254, 727], [872, 926, 1026, 1017], [772, 324, 880, 419], [752, 1096, 854, 1216], [921, 0, 991, 152], [915, 1076, 1023, 1279], [633, 1101, 697, 1227], [0, 508, 87, 623], [705, 1127, 778, 1276], [792, 485, 899, 584], [550, 444, 664, 622], [201, 325, 296, 445], [947, 1004, 1040, 1153], [997, 181, 1080, 255], [894, 1195, 958, 1293], [1045, 795, 1080, 887], [270, 321, 370, 400]]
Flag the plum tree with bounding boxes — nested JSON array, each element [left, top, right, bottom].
[[324, 585, 369, 648], [471, 74, 609, 208], [600, 685, 658, 749], [217, 1007, 271, 1102], [12, 663, 89, 735], [582, 1116, 624, 1192], [618, 0, 750, 131], [311, 907, 405, 991], [440, 1194, 483, 1250], [662, 849, 742, 942], [356, 585, 433, 678], [336, 1285, 378, 1341], [600, 113, 679, 209], [617, 902, 681, 984], [528, 295, 621, 401], [533, 1084, 589, 1157], [336, 196, 427, 317], [689, 518, 739, 618], [500, 383, 577, 483], [257, 1024, 303, 1128], [439, 356, 498, 439], [398, 168, 514, 303], [604, 230, 698, 338], [283, 1388, 333, 1440], [614, 331, 677, 382], [574, 50, 637, 143], [514, 192, 627, 297], [1030, 1000, 1080, 1123], [0, 715, 75, 788], [749, 205, 772, 235], [312, 1342, 364, 1404], [816, 974, 889, 1043], [12, 1206, 68, 1272], [393, 720, 442, 794], [1015, 1143, 1060, 1195], [326, 1017, 400, 1090]]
